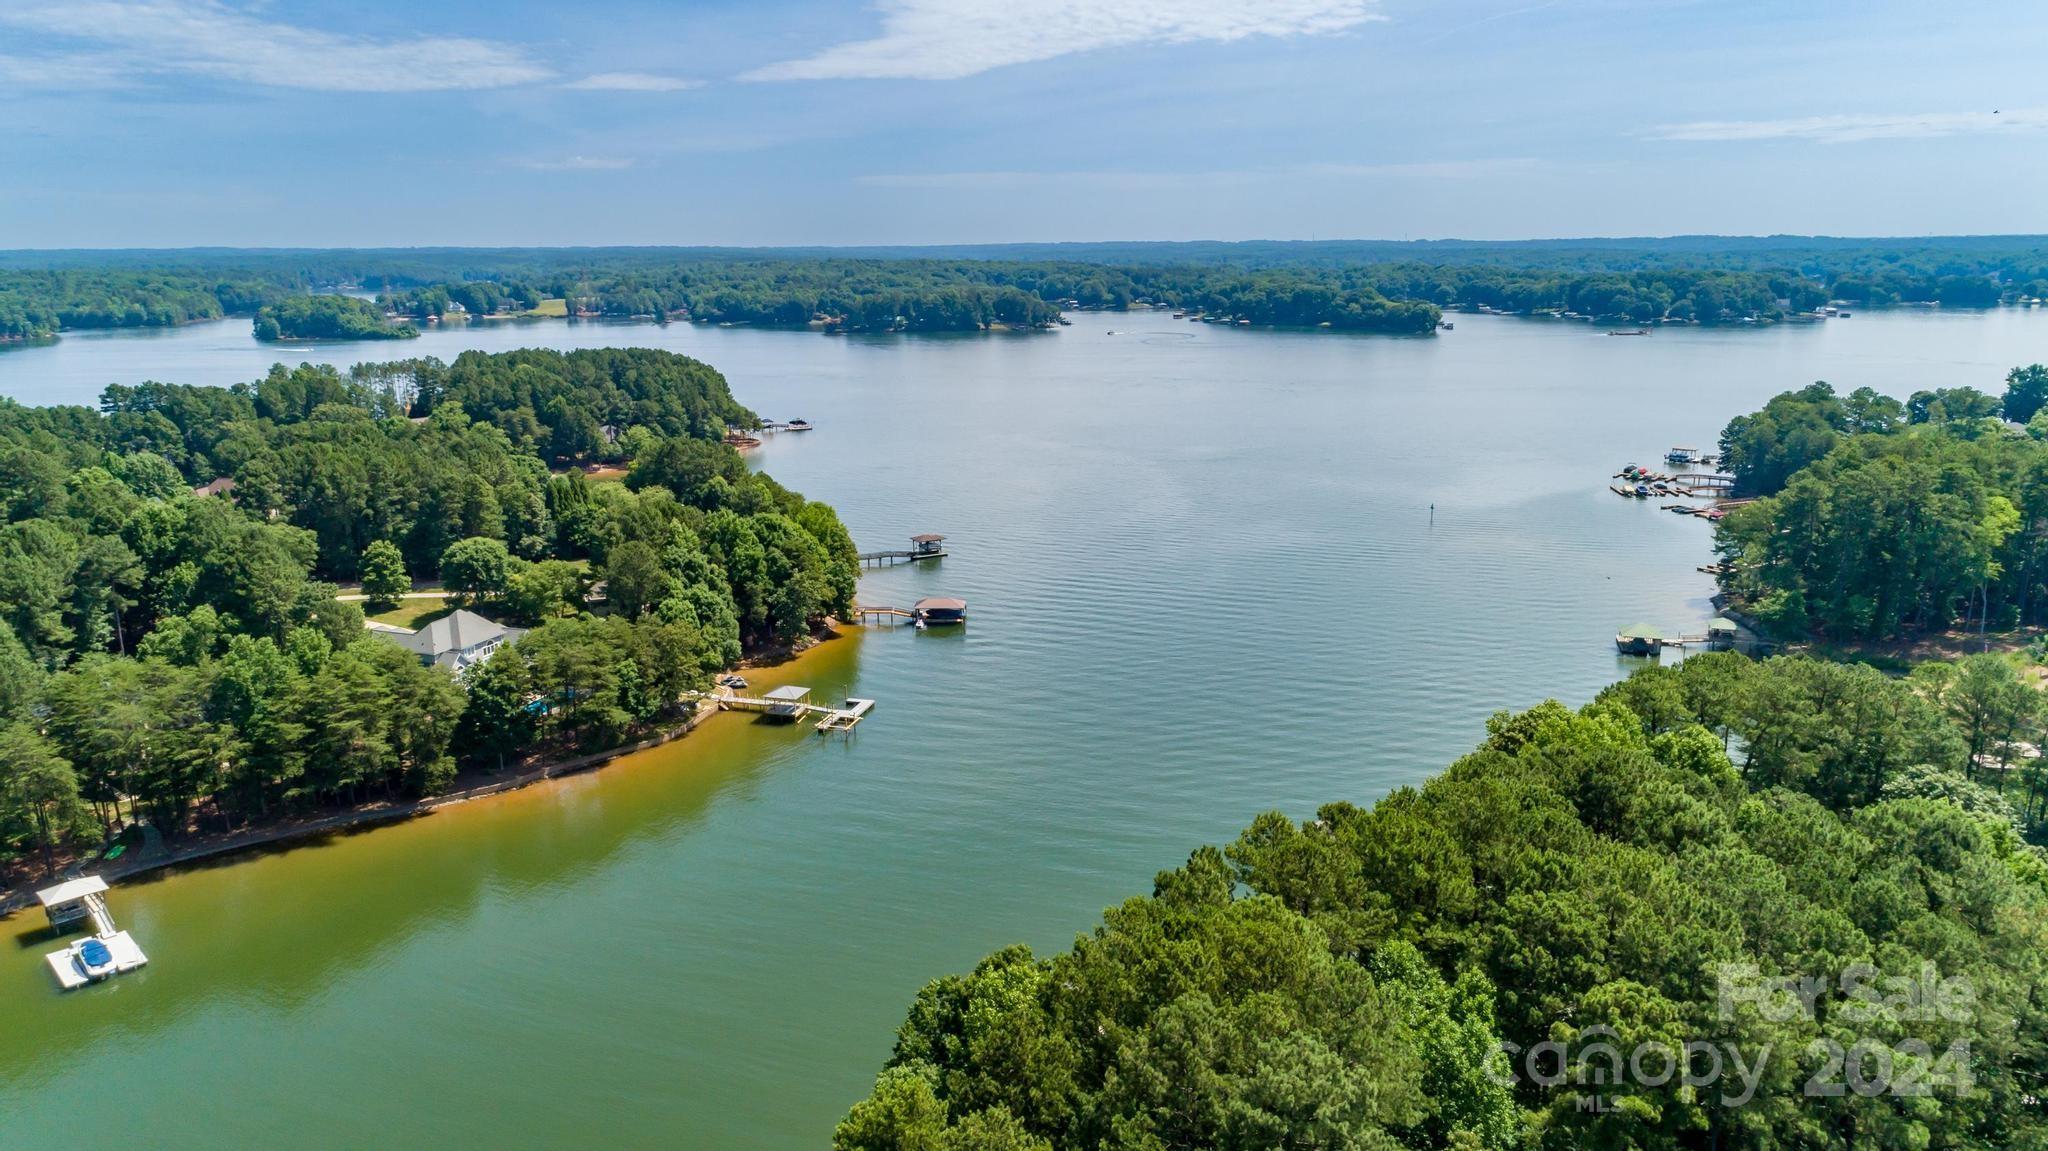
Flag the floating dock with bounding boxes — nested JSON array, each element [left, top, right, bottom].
[[36, 876, 148, 990]]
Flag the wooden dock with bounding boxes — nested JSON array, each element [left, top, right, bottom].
[[859, 533, 947, 566], [857, 606, 917, 622], [859, 549, 947, 566]]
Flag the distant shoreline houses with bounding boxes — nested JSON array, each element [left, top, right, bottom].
[[375, 609, 524, 676]]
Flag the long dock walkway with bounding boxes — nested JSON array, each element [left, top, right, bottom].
[[703, 689, 877, 733], [858, 549, 947, 566]]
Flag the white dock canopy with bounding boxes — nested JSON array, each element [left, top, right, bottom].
[[37, 875, 111, 930], [762, 685, 812, 702], [36, 876, 108, 910]]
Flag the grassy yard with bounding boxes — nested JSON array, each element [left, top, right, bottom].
[[366, 597, 458, 630], [527, 298, 569, 317]]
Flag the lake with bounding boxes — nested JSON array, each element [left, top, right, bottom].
[[3, 306, 2044, 1148]]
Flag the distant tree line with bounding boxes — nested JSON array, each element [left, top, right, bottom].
[[0, 347, 855, 877], [13, 239, 2048, 341], [0, 269, 284, 340], [837, 652, 2048, 1149]]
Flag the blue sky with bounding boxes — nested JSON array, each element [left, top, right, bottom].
[[3, 0, 2045, 247]]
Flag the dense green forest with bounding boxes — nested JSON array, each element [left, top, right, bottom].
[[1712, 366, 2048, 639], [11, 235, 2048, 341], [0, 347, 855, 875], [0, 268, 283, 340], [837, 652, 2048, 1150], [253, 294, 416, 341]]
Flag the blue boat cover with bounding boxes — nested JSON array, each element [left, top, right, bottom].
[[80, 939, 112, 966]]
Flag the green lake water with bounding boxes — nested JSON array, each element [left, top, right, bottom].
[[2, 307, 2045, 1147]]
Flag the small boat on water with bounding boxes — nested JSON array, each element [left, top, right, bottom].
[[1608, 328, 1650, 336], [785, 419, 812, 432]]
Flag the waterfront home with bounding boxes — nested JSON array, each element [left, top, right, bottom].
[[378, 609, 525, 675]]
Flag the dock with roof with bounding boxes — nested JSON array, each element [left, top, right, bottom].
[[858, 533, 948, 566], [36, 876, 149, 990], [703, 685, 878, 734]]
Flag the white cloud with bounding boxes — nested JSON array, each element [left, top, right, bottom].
[[1650, 107, 2048, 144], [744, 0, 1380, 81], [565, 72, 704, 92], [0, 0, 551, 92]]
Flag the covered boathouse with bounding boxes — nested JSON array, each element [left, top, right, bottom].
[[913, 597, 967, 625], [1615, 622, 1666, 656]]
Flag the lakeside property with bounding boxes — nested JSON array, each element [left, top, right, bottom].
[[0, 625, 858, 918], [6, 307, 2048, 1149]]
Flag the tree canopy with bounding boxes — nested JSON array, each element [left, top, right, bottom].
[[841, 652, 2048, 1150], [1713, 369, 2048, 639], [0, 346, 855, 877]]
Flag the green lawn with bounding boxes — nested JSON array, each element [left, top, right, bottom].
[[366, 597, 458, 630], [526, 298, 569, 317]]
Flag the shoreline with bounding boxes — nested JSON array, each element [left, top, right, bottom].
[[0, 624, 859, 919]]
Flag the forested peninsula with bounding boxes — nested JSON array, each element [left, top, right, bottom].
[[253, 294, 417, 341], [835, 652, 2048, 1149], [10, 235, 2048, 343], [0, 347, 855, 879], [1712, 364, 2048, 641]]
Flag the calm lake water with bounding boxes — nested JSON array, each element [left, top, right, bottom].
[[3, 307, 2044, 1148]]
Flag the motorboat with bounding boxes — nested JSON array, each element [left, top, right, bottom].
[[69, 937, 118, 983]]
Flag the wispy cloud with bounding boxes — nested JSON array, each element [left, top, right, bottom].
[[0, 0, 550, 92], [1650, 107, 2048, 143], [516, 155, 637, 172], [565, 72, 704, 92], [744, 0, 1380, 81], [859, 158, 1534, 189]]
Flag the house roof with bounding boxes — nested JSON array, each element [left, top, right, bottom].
[[389, 609, 520, 658], [36, 876, 108, 907], [192, 477, 238, 498]]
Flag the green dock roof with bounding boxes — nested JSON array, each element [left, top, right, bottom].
[[1617, 622, 1666, 640]]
